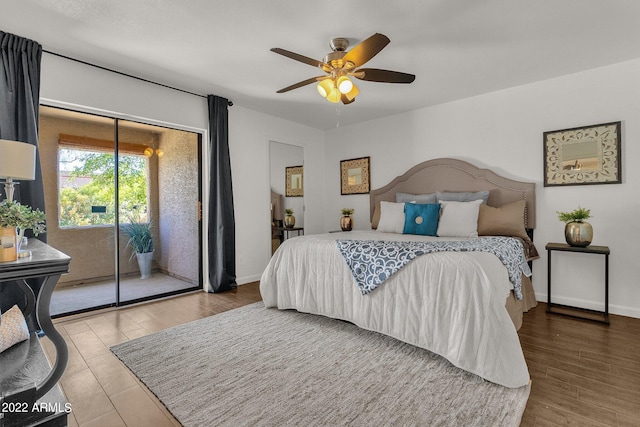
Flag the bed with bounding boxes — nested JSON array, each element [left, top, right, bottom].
[[260, 158, 538, 388]]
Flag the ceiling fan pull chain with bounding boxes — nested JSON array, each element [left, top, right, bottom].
[[335, 104, 341, 128]]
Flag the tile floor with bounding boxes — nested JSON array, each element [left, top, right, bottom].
[[42, 282, 262, 426], [51, 273, 198, 316]]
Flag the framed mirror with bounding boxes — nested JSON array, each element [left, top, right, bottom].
[[340, 156, 370, 195], [543, 121, 621, 187], [285, 165, 303, 197]]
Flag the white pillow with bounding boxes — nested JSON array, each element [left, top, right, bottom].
[[437, 200, 482, 238], [0, 305, 30, 353], [395, 192, 437, 204], [376, 201, 405, 233]]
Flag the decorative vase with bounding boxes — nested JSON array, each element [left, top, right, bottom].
[[136, 251, 154, 279], [16, 228, 26, 256], [340, 215, 353, 231], [0, 226, 17, 262], [284, 214, 295, 228], [565, 221, 592, 247]]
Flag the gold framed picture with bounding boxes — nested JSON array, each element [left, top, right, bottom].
[[285, 165, 303, 197], [543, 121, 621, 187], [340, 156, 370, 195]]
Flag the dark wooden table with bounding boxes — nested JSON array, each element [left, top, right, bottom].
[[0, 239, 71, 426], [546, 242, 610, 324], [273, 226, 304, 240]]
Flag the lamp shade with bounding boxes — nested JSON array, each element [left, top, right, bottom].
[[337, 76, 353, 94], [326, 87, 341, 103], [0, 139, 36, 180], [317, 79, 334, 98]]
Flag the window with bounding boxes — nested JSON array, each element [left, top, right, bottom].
[[58, 143, 149, 228]]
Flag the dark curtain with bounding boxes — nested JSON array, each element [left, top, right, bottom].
[[0, 31, 45, 216], [0, 31, 45, 329], [207, 95, 237, 292]]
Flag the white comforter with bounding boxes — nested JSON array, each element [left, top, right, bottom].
[[260, 231, 529, 388]]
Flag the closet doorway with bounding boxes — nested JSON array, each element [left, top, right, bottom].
[[39, 106, 202, 316], [269, 141, 304, 254]]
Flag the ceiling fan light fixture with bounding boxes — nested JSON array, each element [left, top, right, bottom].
[[326, 87, 341, 103], [272, 33, 414, 105], [345, 83, 360, 101], [317, 79, 334, 98], [337, 76, 353, 94]]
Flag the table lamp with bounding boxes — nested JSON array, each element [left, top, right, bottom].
[[0, 139, 36, 202]]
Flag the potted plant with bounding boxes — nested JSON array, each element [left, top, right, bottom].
[[121, 219, 154, 279], [284, 208, 295, 228], [340, 208, 354, 231], [0, 201, 46, 262], [557, 207, 592, 247]]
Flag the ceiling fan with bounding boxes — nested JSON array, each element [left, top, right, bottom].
[[271, 33, 415, 104]]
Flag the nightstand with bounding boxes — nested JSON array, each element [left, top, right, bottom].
[[273, 226, 304, 240], [546, 242, 610, 324]]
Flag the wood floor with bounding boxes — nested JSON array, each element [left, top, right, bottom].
[[43, 282, 639, 426], [519, 303, 640, 426], [43, 283, 262, 427]]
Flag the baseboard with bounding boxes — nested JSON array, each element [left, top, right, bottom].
[[536, 293, 640, 319], [237, 274, 261, 285]]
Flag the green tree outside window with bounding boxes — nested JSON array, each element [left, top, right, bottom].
[[59, 149, 149, 227]]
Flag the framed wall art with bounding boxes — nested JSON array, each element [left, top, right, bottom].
[[543, 121, 621, 187], [340, 156, 370, 195], [285, 165, 303, 197]]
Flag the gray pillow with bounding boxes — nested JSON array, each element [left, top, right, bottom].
[[396, 192, 437, 204], [436, 190, 490, 204]]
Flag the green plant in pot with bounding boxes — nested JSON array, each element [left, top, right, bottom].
[[340, 208, 354, 231], [557, 207, 592, 247], [0, 201, 46, 262], [121, 218, 154, 279], [284, 208, 295, 228]]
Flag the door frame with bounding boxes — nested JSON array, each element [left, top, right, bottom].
[[41, 102, 204, 317]]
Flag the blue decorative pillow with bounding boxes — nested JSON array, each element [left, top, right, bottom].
[[403, 203, 440, 236]]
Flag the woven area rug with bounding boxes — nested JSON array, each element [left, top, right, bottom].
[[111, 302, 529, 426]]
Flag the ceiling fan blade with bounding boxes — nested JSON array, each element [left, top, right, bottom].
[[271, 48, 328, 69], [354, 68, 415, 83], [343, 33, 390, 68], [276, 76, 328, 93]]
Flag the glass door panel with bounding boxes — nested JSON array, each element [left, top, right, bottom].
[[43, 106, 118, 316], [117, 120, 201, 303]]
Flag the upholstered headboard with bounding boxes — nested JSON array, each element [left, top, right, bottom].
[[370, 158, 536, 229]]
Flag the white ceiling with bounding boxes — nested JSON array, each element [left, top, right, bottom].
[[2, 0, 640, 130]]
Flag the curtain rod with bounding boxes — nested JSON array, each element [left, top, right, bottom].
[[43, 50, 233, 106]]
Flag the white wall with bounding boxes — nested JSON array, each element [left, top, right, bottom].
[[230, 107, 324, 283], [40, 50, 640, 318], [324, 58, 640, 318], [39, 52, 324, 288], [41, 54, 208, 131]]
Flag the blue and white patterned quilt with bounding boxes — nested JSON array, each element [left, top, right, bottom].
[[336, 237, 531, 299]]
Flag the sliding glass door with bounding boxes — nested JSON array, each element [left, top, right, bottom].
[[117, 119, 202, 304], [41, 107, 202, 316]]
